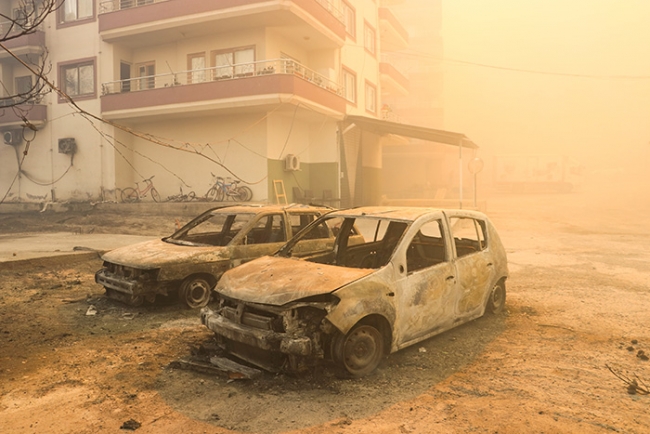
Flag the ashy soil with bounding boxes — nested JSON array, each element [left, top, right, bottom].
[[1, 187, 649, 433]]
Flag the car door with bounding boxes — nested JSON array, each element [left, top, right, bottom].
[[392, 216, 457, 348], [448, 213, 495, 318]]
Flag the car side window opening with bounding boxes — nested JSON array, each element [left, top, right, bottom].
[[406, 219, 447, 273], [245, 214, 286, 244], [290, 213, 329, 239], [449, 217, 487, 258]]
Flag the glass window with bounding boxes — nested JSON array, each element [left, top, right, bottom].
[[342, 1, 356, 37], [188, 53, 206, 84], [62, 0, 93, 23], [62, 61, 94, 97], [15, 76, 33, 95], [365, 82, 376, 113], [213, 47, 255, 79], [343, 69, 356, 103], [364, 23, 376, 55], [136, 62, 155, 90], [234, 48, 255, 76]]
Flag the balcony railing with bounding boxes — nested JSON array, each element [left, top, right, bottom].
[[99, 0, 344, 24], [99, 0, 165, 14], [101, 58, 342, 96], [0, 19, 42, 35]]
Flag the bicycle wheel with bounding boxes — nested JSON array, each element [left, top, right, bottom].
[[239, 186, 253, 201], [151, 188, 161, 202], [121, 187, 139, 203], [206, 187, 219, 202]]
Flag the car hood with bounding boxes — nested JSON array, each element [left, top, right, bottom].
[[216, 256, 374, 306], [101, 239, 229, 269]]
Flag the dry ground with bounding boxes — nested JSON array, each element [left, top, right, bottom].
[[0, 184, 649, 433]]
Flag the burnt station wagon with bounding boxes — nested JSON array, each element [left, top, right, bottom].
[[201, 206, 509, 376], [95, 204, 334, 308]]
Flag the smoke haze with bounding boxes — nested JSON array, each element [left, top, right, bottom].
[[440, 0, 650, 213]]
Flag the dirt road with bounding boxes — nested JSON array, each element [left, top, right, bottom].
[[0, 188, 649, 433]]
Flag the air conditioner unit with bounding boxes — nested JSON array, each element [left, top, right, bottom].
[[3, 130, 22, 146], [284, 154, 300, 171], [58, 138, 77, 155]]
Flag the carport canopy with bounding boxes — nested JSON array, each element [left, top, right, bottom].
[[344, 115, 478, 149]]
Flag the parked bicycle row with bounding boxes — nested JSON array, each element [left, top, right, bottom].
[[120, 174, 253, 203]]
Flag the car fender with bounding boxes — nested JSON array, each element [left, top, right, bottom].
[[326, 274, 396, 337]]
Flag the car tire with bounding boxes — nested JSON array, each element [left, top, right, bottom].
[[334, 324, 385, 376], [486, 280, 506, 315], [180, 277, 212, 309]]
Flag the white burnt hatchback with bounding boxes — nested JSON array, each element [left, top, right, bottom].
[[201, 206, 509, 376]]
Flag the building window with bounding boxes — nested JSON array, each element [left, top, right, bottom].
[[343, 68, 356, 103], [15, 76, 33, 96], [187, 53, 206, 84], [60, 0, 93, 23], [342, 1, 356, 39], [212, 47, 255, 79], [136, 61, 155, 90], [365, 81, 376, 113], [364, 22, 376, 56], [60, 59, 95, 99]]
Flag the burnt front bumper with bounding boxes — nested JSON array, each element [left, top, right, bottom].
[[95, 268, 139, 295], [201, 308, 313, 357]]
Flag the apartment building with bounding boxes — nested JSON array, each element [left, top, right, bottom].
[[0, 0, 474, 206]]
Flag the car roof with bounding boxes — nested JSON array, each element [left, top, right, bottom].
[[209, 204, 330, 214], [326, 206, 487, 222]]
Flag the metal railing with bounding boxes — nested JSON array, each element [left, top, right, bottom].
[[0, 19, 41, 35], [100, 0, 344, 23], [102, 58, 343, 96], [99, 0, 165, 14]]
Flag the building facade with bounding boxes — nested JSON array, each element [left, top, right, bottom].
[[1, 0, 465, 207]]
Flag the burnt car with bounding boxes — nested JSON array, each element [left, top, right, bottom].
[[201, 206, 508, 376], [95, 204, 335, 308]]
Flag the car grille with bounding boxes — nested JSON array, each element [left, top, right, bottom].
[[219, 297, 285, 333]]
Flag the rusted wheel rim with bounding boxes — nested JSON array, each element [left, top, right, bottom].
[[489, 282, 505, 313], [342, 325, 384, 376], [182, 278, 211, 309]]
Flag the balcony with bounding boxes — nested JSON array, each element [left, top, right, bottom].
[[98, 0, 346, 49], [101, 58, 346, 121], [0, 23, 45, 61], [378, 8, 409, 51], [0, 103, 47, 129], [379, 60, 409, 96]]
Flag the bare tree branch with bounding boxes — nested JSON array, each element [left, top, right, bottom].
[[0, 1, 61, 109]]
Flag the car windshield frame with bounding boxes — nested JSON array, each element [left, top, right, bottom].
[[163, 207, 258, 247]]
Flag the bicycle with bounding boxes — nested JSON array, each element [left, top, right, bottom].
[[166, 186, 197, 202], [121, 175, 161, 203], [205, 173, 253, 202]]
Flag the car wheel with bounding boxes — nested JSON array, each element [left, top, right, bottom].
[[336, 324, 385, 376], [180, 277, 212, 309], [486, 280, 506, 314]]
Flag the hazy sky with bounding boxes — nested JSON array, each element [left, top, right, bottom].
[[441, 0, 650, 173]]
